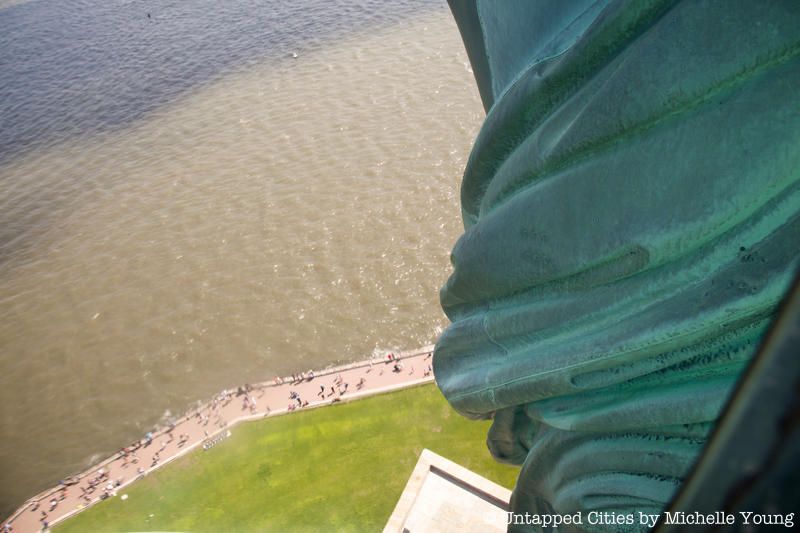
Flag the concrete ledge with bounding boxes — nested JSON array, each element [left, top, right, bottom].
[[384, 449, 511, 533]]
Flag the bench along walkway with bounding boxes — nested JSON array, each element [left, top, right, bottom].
[[3, 346, 435, 533]]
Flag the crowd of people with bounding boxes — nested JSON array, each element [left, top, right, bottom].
[[4, 349, 434, 532]]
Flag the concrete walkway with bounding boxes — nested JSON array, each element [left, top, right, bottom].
[[3, 346, 435, 533]]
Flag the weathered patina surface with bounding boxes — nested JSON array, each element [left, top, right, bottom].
[[435, 1, 800, 530]]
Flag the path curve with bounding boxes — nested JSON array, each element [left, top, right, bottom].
[[3, 346, 435, 533]]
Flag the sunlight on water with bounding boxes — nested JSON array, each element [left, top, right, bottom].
[[0, 0, 482, 512]]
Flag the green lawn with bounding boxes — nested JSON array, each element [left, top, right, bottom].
[[56, 384, 518, 533]]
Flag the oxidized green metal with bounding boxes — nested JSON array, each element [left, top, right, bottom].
[[435, 1, 800, 531]]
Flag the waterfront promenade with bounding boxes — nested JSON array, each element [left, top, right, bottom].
[[3, 346, 435, 533]]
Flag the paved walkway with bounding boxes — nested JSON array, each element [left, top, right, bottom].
[[3, 346, 436, 533]]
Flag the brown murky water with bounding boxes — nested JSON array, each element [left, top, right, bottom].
[[0, 0, 482, 512]]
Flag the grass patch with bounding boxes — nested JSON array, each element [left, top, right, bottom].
[[56, 384, 518, 533]]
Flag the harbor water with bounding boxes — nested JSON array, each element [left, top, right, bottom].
[[0, 0, 482, 512]]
